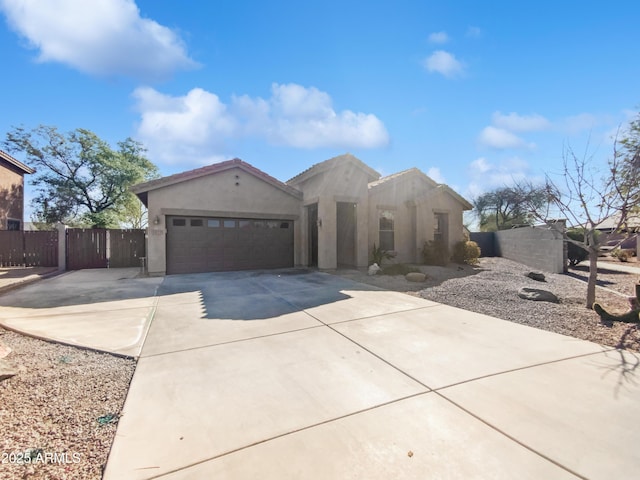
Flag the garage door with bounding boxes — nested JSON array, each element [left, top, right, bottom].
[[166, 216, 294, 274]]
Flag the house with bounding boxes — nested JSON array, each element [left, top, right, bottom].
[[596, 211, 639, 253], [0, 150, 35, 231], [132, 154, 472, 275]]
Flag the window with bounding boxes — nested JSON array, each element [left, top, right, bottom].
[[172, 218, 186, 227], [239, 220, 251, 228], [223, 220, 236, 228], [434, 213, 448, 244], [379, 210, 394, 251], [190, 219, 203, 227], [207, 219, 220, 228], [7, 219, 20, 231], [280, 222, 289, 229]]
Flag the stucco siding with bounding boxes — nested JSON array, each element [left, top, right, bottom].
[[0, 165, 25, 229], [145, 167, 301, 275], [291, 161, 370, 269]]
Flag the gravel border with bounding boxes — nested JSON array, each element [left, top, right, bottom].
[[417, 258, 640, 351], [0, 329, 135, 480], [336, 257, 640, 352]]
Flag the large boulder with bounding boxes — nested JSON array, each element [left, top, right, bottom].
[[0, 359, 17, 382], [406, 272, 426, 282], [518, 287, 559, 303], [527, 271, 546, 282]]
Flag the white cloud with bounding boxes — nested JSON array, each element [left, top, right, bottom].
[[0, 0, 197, 79], [492, 112, 551, 132], [133, 87, 236, 164], [133, 83, 390, 165], [426, 167, 445, 183], [469, 157, 492, 174], [424, 50, 464, 78], [466, 156, 534, 197], [478, 126, 534, 149], [428, 31, 449, 44]]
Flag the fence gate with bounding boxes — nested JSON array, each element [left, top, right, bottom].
[[109, 229, 145, 268], [0, 230, 58, 267], [66, 228, 108, 270]]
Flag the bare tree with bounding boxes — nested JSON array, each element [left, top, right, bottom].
[[520, 133, 637, 309]]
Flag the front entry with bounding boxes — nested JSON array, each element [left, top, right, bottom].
[[307, 203, 318, 267], [336, 202, 357, 267]]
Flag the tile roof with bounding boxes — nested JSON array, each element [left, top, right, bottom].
[[415, 184, 473, 210], [286, 153, 380, 185], [597, 212, 640, 230], [368, 167, 438, 189], [0, 150, 35, 174], [131, 158, 302, 203]]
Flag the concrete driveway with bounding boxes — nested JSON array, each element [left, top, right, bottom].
[[102, 269, 639, 480], [0, 268, 162, 357], [1, 268, 639, 478]]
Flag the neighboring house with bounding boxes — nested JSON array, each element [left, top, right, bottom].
[[596, 211, 639, 253], [596, 212, 640, 233], [0, 150, 35, 231], [132, 154, 472, 275]]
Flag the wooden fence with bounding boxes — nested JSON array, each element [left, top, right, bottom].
[[0, 228, 145, 270], [66, 228, 108, 270], [0, 230, 58, 267], [66, 228, 145, 270]]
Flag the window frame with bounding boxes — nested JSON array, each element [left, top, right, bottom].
[[378, 210, 395, 251]]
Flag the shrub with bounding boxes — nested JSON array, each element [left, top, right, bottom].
[[370, 243, 395, 266], [452, 240, 481, 265], [566, 229, 589, 266], [422, 240, 450, 266], [611, 248, 632, 262], [381, 264, 421, 276]]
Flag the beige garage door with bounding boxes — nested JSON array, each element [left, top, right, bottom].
[[166, 216, 294, 274]]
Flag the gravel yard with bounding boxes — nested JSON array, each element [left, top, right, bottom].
[[0, 257, 638, 479], [0, 330, 134, 480], [338, 257, 640, 352]]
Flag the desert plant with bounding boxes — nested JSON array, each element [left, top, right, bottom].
[[566, 228, 590, 266], [370, 243, 395, 266], [611, 248, 632, 262], [451, 240, 481, 265], [422, 240, 450, 266]]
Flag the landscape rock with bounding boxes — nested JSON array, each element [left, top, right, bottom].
[[0, 341, 11, 359], [527, 271, 546, 282], [0, 358, 17, 382], [518, 287, 559, 303], [368, 263, 381, 276], [406, 272, 426, 282]]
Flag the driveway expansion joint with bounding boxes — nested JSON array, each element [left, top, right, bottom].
[[144, 391, 432, 480], [433, 347, 617, 392], [433, 390, 589, 480]]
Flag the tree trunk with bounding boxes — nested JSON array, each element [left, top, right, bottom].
[[586, 248, 598, 309]]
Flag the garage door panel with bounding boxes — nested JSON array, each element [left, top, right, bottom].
[[166, 216, 294, 274]]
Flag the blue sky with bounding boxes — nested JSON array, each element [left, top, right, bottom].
[[1, 0, 639, 220]]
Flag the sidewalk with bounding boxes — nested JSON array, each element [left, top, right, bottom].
[[593, 260, 640, 275], [0, 266, 60, 294]]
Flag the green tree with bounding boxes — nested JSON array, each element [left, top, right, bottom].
[[3, 125, 158, 228], [473, 185, 549, 231]]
